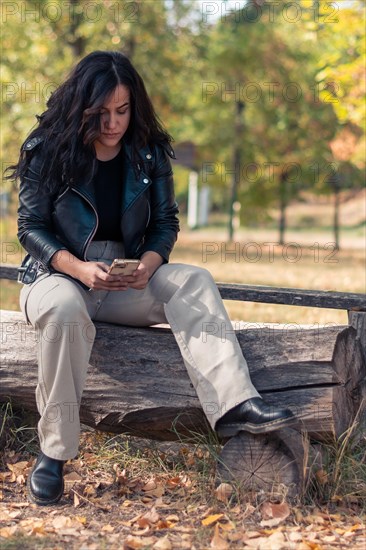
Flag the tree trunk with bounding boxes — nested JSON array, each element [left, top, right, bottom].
[[228, 100, 244, 242], [278, 172, 288, 245], [334, 185, 340, 250]]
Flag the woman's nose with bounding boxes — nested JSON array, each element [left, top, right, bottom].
[[105, 113, 117, 129]]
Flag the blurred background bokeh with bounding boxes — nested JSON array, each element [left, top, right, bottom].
[[1, 0, 365, 322]]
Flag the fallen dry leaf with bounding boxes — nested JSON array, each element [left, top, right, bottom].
[[244, 531, 286, 549], [261, 501, 291, 521], [140, 506, 160, 525], [166, 476, 181, 488], [28, 521, 46, 536], [202, 514, 224, 526], [315, 469, 328, 485], [347, 523, 365, 532], [304, 514, 325, 525], [74, 492, 80, 507], [7, 461, 30, 474], [130, 525, 151, 536], [288, 531, 303, 542], [101, 523, 115, 532], [217, 521, 235, 532], [8, 502, 30, 508], [245, 530, 262, 539], [142, 479, 158, 491], [64, 471, 83, 493], [322, 535, 337, 542], [210, 523, 229, 549], [260, 501, 290, 527], [156, 520, 171, 529], [0, 526, 18, 538], [166, 514, 179, 522], [75, 516, 87, 525], [123, 535, 157, 549], [260, 517, 286, 528], [227, 531, 244, 542], [153, 535, 172, 550], [215, 483, 233, 504], [7, 510, 23, 519]]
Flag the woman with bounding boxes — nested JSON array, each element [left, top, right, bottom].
[[12, 51, 295, 506]]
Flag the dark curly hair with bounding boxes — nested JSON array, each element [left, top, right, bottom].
[[8, 50, 172, 191]]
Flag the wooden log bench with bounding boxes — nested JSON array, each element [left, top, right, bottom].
[[1, 263, 365, 497]]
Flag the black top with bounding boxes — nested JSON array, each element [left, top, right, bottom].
[[93, 149, 123, 241]]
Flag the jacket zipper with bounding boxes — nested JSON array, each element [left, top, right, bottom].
[[71, 187, 99, 260]]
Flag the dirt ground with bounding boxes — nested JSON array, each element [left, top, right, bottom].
[[0, 430, 365, 550]]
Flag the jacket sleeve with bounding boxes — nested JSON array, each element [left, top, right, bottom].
[[17, 146, 67, 267], [138, 143, 180, 263]]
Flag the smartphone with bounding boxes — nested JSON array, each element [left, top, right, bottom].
[[108, 259, 140, 276]]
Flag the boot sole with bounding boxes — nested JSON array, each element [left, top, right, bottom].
[[216, 414, 297, 438]]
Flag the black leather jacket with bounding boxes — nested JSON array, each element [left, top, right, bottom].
[[17, 136, 180, 284]]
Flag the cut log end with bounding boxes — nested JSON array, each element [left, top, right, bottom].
[[217, 429, 307, 498]]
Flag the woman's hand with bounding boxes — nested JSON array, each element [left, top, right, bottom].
[[51, 251, 130, 291], [77, 261, 132, 290], [51, 249, 163, 291], [116, 251, 164, 290]]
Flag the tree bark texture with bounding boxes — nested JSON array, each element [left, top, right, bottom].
[[1, 310, 365, 443]]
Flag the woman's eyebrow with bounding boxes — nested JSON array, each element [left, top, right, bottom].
[[100, 102, 129, 110]]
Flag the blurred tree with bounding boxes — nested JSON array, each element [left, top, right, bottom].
[[196, 0, 339, 242], [2, 0, 364, 246], [1, 0, 203, 193], [309, 0, 365, 246]]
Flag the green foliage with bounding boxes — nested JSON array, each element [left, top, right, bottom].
[[1, 0, 364, 223]]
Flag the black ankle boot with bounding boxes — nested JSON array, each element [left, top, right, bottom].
[[27, 452, 64, 505], [216, 397, 296, 437]]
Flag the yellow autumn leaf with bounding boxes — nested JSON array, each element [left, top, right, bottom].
[[122, 499, 133, 507], [202, 514, 224, 526], [75, 516, 87, 525], [347, 523, 365, 532], [165, 514, 179, 522]]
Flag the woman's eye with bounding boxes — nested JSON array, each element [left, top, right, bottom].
[[118, 110, 128, 115]]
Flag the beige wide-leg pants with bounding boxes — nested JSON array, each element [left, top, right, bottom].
[[20, 240, 259, 460]]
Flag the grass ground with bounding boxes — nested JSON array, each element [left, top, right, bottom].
[[0, 200, 365, 548]]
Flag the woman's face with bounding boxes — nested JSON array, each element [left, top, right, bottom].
[[94, 84, 131, 160]]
